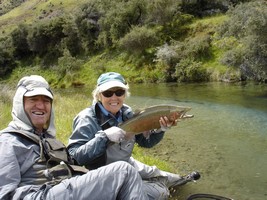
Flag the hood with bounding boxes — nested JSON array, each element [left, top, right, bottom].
[[7, 76, 56, 137]]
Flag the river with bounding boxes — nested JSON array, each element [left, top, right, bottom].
[[125, 82, 267, 200]]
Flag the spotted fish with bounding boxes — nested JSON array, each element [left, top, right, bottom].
[[119, 104, 193, 134]]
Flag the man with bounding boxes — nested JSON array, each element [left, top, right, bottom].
[[68, 72, 200, 200], [0, 75, 147, 200]]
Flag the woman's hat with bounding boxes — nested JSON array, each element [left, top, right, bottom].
[[97, 72, 127, 92]]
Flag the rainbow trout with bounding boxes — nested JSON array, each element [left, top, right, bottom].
[[119, 104, 193, 134]]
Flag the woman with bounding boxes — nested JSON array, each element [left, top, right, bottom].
[[67, 72, 199, 200]]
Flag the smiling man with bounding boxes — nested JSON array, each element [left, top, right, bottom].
[[23, 95, 52, 133], [0, 75, 147, 200]]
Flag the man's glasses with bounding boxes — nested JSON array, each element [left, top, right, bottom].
[[102, 89, 125, 98]]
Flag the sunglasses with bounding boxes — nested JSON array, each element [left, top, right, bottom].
[[102, 89, 125, 98]]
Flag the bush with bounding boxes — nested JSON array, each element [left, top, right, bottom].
[[11, 24, 31, 59], [27, 18, 67, 63], [217, 0, 267, 81], [0, 37, 16, 77], [74, 2, 100, 54], [175, 58, 209, 82], [119, 26, 158, 54]]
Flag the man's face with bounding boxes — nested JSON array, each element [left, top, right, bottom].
[[24, 95, 52, 133]]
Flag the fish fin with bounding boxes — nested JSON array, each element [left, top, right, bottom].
[[133, 109, 142, 116]]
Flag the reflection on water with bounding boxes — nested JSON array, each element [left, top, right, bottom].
[[126, 82, 267, 200]]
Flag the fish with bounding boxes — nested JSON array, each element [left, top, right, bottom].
[[119, 104, 193, 134]]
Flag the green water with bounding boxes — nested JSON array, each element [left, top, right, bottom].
[[126, 82, 267, 200]]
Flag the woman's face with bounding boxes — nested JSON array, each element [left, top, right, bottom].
[[100, 87, 126, 115]]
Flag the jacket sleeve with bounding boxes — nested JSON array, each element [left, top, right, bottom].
[[0, 135, 38, 200], [0, 139, 20, 199], [67, 109, 109, 166], [135, 130, 165, 148]]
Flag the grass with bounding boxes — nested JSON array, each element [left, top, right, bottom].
[[189, 14, 228, 29], [53, 90, 91, 144], [0, 0, 88, 36]]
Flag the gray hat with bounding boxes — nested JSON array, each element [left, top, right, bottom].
[[18, 75, 53, 99]]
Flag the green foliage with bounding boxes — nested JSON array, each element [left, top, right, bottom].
[[0, 0, 266, 84], [95, 0, 146, 48], [11, 24, 31, 59], [145, 0, 180, 25], [216, 0, 267, 81], [175, 58, 209, 82], [27, 17, 66, 64], [55, 49, 84, 88], [74, 2, 100, 54], [119, 26, 159, 55], [154, 34, 212, 82], [0, 36, 16, 77], [62, 18, 84, 57]]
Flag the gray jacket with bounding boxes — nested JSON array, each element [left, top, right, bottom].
[[67, 103, 165, 170], [0, 80, 56, 200]]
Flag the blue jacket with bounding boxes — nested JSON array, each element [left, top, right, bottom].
[[67, 103, 165, 169]]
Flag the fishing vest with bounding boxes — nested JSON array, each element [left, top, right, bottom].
[[2, 130, 88, 186]]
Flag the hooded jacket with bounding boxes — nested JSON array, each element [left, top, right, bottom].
[[0, 76, 56, 199], [67, 102, 165, 171]]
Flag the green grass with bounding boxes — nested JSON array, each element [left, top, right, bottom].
[[189, 14, 228, 29], [53, 91, 91, 144]]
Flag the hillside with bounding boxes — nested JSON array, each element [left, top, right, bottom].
[[0, 0, 266, 86], [0, 0, 88, 36]]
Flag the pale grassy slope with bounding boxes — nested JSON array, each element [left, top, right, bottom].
[[0, 0, 88, 37]]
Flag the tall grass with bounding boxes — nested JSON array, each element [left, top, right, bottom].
[[0, 84, 14, 129], [53, 90, 91, 144]]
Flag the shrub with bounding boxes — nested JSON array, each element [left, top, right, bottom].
[[175, 58, 209, 82], [217, 0, 267, 81], [0, 37, 16, 77], [119, 26, 158, 55], [11, 24, 31, 59]]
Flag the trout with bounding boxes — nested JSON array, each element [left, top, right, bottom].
[[119, 104, 193, 134]]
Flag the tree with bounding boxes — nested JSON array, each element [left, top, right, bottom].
[[11, 24, 31, 59], [0, 37, 16, 77], [27, 18, 67, 65]]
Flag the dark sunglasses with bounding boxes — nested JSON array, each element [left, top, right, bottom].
[[102, 89, 125, 98]]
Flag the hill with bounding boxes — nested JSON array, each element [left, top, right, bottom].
[[0, 0, 266, 87], [0, 0, 88, 36]]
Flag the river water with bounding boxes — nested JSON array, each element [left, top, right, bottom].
[[125, 82, 267, 200]]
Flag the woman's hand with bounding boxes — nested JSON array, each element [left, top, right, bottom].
[[159, 115, 178, 132]]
